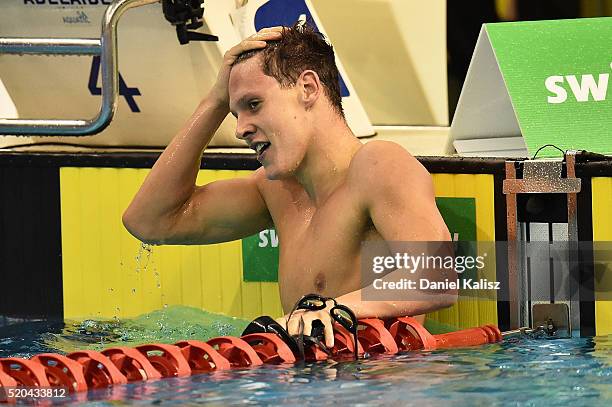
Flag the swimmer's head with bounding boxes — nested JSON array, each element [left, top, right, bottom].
[[232, 22, 345, 119], [228, 22, 346, 180]]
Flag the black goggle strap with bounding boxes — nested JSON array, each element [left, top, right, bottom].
[[302, 335, 332, 357], [330, 307, 353, 329], [287, 294, 359, 360], [351, 321, 359, 360], [307, 294, 337, 307], [295, 334, 305, 361], [299, 294, 336, 310], [291, 313, 333, 360], [268, 324, 301, 357], [331, 305, 359, 360], [285, 293, 333, 332], [285, 296, 316, 361], [242, 316, 303, 357]]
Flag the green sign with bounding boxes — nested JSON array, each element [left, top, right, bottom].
[[436, 197, 478, 279], [241, 197, 477, 282], [450, 17, 612, 158], [242, 229, 279, 282], [435, 197, 476, 241]]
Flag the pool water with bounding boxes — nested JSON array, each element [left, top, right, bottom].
[[1, 307, 249, 359], [1, 307, 611, 406]]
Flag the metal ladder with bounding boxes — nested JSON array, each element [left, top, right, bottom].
[[0, 0, 159, 136]]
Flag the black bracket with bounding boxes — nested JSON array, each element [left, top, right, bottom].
[[162, 0, 219, 45]]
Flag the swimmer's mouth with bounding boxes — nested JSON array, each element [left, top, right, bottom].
[[252, 142, 271, 157]]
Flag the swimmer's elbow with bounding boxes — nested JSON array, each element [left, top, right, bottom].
[[122, 210, 167, 245]]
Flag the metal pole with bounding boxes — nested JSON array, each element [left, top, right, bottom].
[[0, 38, 101, 55], [0, 0, 160, 136], [565, 151, 581, 335], [505, 161, 520, 329]]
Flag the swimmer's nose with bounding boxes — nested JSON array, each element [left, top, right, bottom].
[[235, 130, 255, 142], [235, 118, 257, 141]]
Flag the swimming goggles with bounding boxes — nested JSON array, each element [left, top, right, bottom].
[[286, 293, 359, 360]]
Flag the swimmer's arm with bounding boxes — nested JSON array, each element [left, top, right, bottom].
[[337, 275, 456, 320], [153, 169, 273, 245], [339, 141, 456, 318], [122, 97, 273, 244], [123, 29, 282, 245]]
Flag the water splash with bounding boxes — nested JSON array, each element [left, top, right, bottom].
[[135, 242, 153, 273], [0, 306, 250, 358]]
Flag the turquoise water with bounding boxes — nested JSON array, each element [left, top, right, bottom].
[[1, 307, 249, 359], [1, 308, 611, 406]]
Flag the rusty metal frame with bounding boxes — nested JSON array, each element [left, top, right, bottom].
[[503, 154, 581, 331]]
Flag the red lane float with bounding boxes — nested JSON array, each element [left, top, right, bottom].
[[67, 350, 128, 388], [331, 324, 364, 359], [240, 333, 296, 364], [0, 317, 503, 400], [0, 367, 17, 388], [0, 359, 50, 388], [102, 347, 162, 381], [389, 317, 503, 351], [302, 340, 330, 362], [30, 354, 87, 392], [433, 325, 502, 349], [175, 340, 231, 373], [206, 336, 263, 367], [135, 344, 191, 378], [358, 319, 399, 355], [0, 364, 18, 404]]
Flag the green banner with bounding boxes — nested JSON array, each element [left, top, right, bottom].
[[241, 197, 477, 282], [488, 18, 611, 156], [242, 229, 279, 282], [435, 197, 476, 241]]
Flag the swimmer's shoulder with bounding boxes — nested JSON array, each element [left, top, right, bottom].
[[348, 140, 431, 190], [251, 167, 268, 185], [251, 167, 274, 197], [251, 167, 301, 203]]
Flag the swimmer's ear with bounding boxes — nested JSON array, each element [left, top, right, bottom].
[[297, 70, 322, 110]]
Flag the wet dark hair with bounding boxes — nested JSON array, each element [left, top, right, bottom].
[[233, 22, 345, 119]]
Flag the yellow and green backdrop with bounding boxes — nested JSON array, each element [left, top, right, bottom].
[[17, 153, 612, 334], [56, 156, 502, 331]]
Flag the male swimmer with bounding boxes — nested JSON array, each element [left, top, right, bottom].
[[123, 24, 456, 348]]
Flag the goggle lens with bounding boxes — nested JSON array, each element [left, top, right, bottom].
[[332, 308, 355, 330], [301, 298, 326, 309]]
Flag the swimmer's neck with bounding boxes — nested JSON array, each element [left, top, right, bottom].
[[294, 118, 362, 206]]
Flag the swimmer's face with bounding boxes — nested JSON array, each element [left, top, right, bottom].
[[229, 56, 312, 180]]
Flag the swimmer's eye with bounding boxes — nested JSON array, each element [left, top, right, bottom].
[[248, 100, 261, 111]]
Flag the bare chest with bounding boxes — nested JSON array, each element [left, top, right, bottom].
[[268, 187, 381, 311]]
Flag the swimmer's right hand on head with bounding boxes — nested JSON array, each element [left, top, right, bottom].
[[208, 27, 284, 107]]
